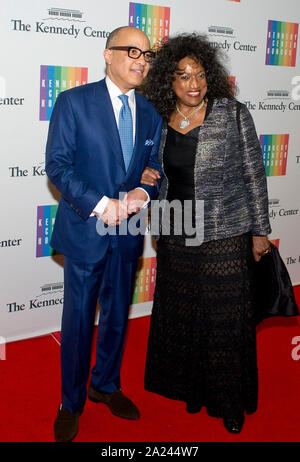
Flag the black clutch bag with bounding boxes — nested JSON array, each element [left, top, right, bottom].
[[254, 242, 299, 324]]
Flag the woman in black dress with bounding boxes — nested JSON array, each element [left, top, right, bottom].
[[141, 34, 271, 433]]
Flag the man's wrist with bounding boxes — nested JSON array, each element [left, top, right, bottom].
[[135, 187, 149, 208], [90, 196, 110, 218]]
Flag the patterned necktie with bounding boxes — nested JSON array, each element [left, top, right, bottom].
[[118, 94, 133, 171]]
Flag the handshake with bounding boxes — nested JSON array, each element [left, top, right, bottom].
[[101, 189, 148, 226]]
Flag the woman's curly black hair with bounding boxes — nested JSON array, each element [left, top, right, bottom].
[[142, 33, 234, 119]]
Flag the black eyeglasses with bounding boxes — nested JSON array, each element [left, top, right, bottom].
[[109, 46, 155, 62]]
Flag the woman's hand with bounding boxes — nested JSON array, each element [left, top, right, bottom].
[[140, 167, 161, 186], [252, 236, 271, 262]]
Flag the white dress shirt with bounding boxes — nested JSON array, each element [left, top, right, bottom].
[[91, 76, 149, 218]]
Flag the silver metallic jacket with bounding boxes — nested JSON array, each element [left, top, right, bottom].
[[155, 98, 272, 242]]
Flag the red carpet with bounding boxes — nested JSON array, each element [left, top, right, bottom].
[[0, 286, 300, 443]]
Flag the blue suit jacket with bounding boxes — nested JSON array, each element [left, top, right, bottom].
[[46, 79, 162, 262]]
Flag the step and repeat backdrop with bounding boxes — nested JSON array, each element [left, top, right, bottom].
[[1, 0, 300, 342]]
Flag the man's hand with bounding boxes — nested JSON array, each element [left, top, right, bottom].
[[123, 189, 148, 214], [101, 199, 128, 226], [252, 236, 271, 262], [140, 167, 161, 186]]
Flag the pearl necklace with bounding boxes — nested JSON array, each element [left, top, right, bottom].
[[176, 100, 205, 129]]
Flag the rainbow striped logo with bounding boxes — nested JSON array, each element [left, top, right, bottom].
[[266, 20, 299, 67], [259, 134, 289, 176], [36, 205, 58, 257], [39, 65, 88, 121], [132, 256, 156, 304], [129, 2, 170, 47]]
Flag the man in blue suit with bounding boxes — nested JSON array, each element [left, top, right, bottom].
[[46, 26, 162, 442]]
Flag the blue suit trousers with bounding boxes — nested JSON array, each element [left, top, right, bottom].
[[61, 236, 138, 413]]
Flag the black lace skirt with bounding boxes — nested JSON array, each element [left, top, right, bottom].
[[144, 233, 258, 418]]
